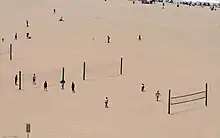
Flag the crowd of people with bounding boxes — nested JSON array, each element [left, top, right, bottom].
[[135, 0, 219, 11]]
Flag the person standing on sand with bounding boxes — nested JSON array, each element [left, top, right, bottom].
[[107, 36, 110, 43], [60, 80, 65, 90], [33, 74, 36, 85], [26, 33, 31, 39], [71, 82, 75, 93], [141, 84, 145, 92], [26, 20, 29, 27], [14, 33, 18, 40], [155, 90, 161, 101], [1, 37, 4, 42], [53, 9, 56, 14], [44, 81, 48, 91], [15, 74, 18, 85], [105, 97, 109, 108], [26, 33, 29, 39], [138, 35, 142, 41]]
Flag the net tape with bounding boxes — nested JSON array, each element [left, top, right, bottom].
[[171, 91, 205, 99]]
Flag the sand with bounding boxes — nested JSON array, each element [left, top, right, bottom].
[[0, 0, 220, 138]]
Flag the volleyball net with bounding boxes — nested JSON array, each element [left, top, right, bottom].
[[168, 83, 208, 114]]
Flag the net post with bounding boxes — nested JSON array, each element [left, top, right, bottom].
[[120, 57, 123, 75], [83, 62, 86, 80], [10, 44, 12, 60], [168, 89, 171, 114], [19, 71, 22, 90], [205, 83, 208, 106], [62, 67, 65, 81]]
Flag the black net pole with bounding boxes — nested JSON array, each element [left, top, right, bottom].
[[205, 83, 208, 106], [120, 57, 123, 75], [168, 89, 171, 114], [19, 71, 22, 90], [83, 62, 86, 80]]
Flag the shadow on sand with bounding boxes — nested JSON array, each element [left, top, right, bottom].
[[83, 74, 121, 81], [0, 52, 8, 56], [171, 105, 206, 115]]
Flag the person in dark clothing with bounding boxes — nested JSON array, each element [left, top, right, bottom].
[[14, 33, 18, 40], [155, 90, 161, 101], [33, 74, 36, 85], [26, 33, 31, 39], [26, 33, 29, 39], [107, 36, 110, 43], [59, 16, 64, 22], [15, 75, 18, 85], [26, 20, 29, 27], [105, 97, 109, 108], [1, 37, 4, 42], [44, 81, 48, 91], [138, 35, 142, 41], [53, 9, 56, 14], [141, 84, 145, 92], [71, 82, 75, 93]]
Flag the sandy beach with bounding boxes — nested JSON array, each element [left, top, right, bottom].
[[0, 0, 220, 138]]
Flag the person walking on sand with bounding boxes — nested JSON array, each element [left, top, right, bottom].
[[141, 84, 145, 92], [15, 74, 18, 85], [155, 90, 161, 101], [1, 37, 4, 42], [44, 81, 48, 91], [107, 36, 110, 43], [105, 97, 109, 108], [32, 73, 36, 85], [71, 82, 75, 93]]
